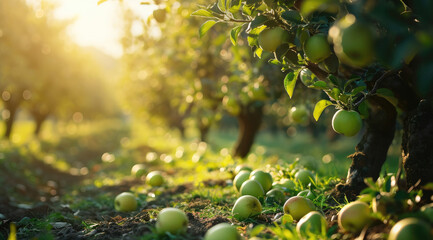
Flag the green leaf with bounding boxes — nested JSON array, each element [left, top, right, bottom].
[[301, 0, 338, 16], [284, 70, 300, 98], [248, 15, 269, 32], [218, 0, 227, 12], [242, 4, 253, 16], [229, 0, 242, 13], [329, 88, 340, 100], [358, 101, 369, 119], [250, 225, 266, 237], [310, 80, 328, 89], [97, 0, 108, 5], [376, 88, 398, 107], [199, 20, 217, 38], [254, 47, 263, 58], [351, 86, 366, 96], [313, 99, 333, 121], [191, 9, 215, 17], [230, 25, 243, 45]]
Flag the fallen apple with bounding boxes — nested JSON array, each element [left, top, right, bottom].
[[388, 218, 432, 240], [266, 189, 286, 204], [338, 201, 371, 233], [131, 164, 147, 178], [233, 170, 251, 192], [283, 196, 316, 221], [156, 208, 188, 235], [146, 171, 164, 187], [232, 195, 262, 221], [297, 189, 315, 200], [240, 179, 265, 198], [204, 223, 241, 240], [114, 192, 137, 212], [250, 170, 273, 192], [295, 169, 315, 187], [296, 211, 327, 239]]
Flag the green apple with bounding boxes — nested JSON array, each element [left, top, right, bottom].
[[388, 218, 432, 240], [295, 169, 315, 187], [338, 201, 371, 233], [156, 208, 188, 235], [332, 110, 362, 137], [250, 170, 273, 192], [304, 34, 331, 63], [240, 179, 265, 198], [290, 106, 309, 124], [421, 203, 433, 223], [273, 179, 296, 191], [299, 68, 317, 87], [232, 195, 262, 221], [234, 165, 253, 175], [258, 27, 289, 52], [204, 223, 241, 240], [146, 171, 164, 187], [330, 19, 374, 68], [283, 196, 316, 221], [297, 189, 315, 200], [296, 211, 327, 239], [233, 170, 251, 191], [266, 189, 286, 204], [114, 192, 137, 212], [153, 9, 166, 23], [131, 164, 147, 178]]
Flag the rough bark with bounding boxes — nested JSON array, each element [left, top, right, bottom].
[[334, 97, 397, 199], [402, 100, 433, 195], [232, 105, 263, 158]]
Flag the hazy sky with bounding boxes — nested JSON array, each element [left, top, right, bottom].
[[53, 0, 154, 58]]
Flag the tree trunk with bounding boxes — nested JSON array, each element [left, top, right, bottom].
[[232, 105, 263, 158], [199, 123, 210, 142], [33, 113, 48, 137], [335, 96, 397, 200], [402, 100, 433, 196], [4, 106, 18, 139]]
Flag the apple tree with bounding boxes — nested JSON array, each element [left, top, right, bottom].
[[196, 0, 433, 198]]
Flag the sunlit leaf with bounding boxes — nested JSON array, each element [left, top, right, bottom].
[[229, 0, 242, 13], [191, 9, 215, 18], [301, 0, 338, 16], [310, 80, 328, 89], [254, 47, 263, 58], [199, 20, 217, 38], [376, 88, 398, 107], [284, 70, 300, 99], [351, 86, 366, 96], [250, 224, 266, 236], [313, 99, 333, 121], [8, 223, 16, 240], [218, 0, 227, 12], [230, 25, 243, 45]]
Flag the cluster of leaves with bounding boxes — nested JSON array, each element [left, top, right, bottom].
[[195, 0, 433, 122]]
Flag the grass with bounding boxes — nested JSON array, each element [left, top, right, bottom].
[[0, 118, 409, 239]]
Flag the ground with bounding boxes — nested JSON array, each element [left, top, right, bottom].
[[0, 120, 407, 239]]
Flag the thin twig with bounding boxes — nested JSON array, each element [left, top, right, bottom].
[[353, 70, 393, 108]]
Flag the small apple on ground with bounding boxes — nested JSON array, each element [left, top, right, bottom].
[[240, 179, 265, 198], [297, 189, 315, 200], [258, 27, 289, 52], [232, 195, 262, 221], [304, 34, 331, 63], [266, 189, 286, 204], [146, 171, 164, 187], [156, 208, 188, 235], [234, 165, 253, 175], [204, 223, 241, 240], [296, 211, 327, 239], [272, 178, 296, 191], [131, 164, 147, 178], [233, 170, 251, 191], [388, 218, 432, 240], [283, 196, 316, 221], [114, 192, 137, 212], [332, 110, 362, 137], [338, 201, 371, 233], [250, 170, 273, 192], [295, 169, 315, 187]]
